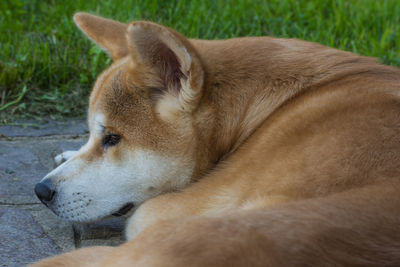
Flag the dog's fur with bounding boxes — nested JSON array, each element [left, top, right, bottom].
[[33, 13, 400, 266]]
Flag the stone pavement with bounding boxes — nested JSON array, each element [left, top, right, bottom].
[[0, 120, 125, 266]]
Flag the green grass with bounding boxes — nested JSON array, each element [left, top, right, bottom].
[[1, 0, 399, 120]]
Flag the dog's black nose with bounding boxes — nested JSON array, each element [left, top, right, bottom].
[[34, 180, 55, 203]]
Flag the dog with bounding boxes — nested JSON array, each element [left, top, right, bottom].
[[33, 12, 400, 266]]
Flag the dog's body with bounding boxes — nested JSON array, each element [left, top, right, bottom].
[[33, 13, 400, 266]]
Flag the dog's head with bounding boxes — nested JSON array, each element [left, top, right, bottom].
[[35, 13, 206, 222]]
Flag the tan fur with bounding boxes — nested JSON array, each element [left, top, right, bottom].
[[33, 12, 400, 266]]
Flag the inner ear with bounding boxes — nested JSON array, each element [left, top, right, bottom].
[[149, 40, 186, 91], [127, 21, 204, 113], [127, 22, 191, 93]]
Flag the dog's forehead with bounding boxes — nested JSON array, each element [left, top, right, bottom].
[[88, 59, 154, 128], [90, 57, 129, 107]]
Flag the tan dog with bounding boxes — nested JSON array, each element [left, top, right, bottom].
[[33, 12, 400, 266]]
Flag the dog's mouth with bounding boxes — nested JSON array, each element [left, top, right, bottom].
[[112, 203, 134, 217]]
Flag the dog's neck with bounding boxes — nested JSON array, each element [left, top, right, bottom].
[[205, 71, 301, 163], [191, 38, 379, 174]]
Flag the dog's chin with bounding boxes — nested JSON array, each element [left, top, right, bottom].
[[93, 202, 136, 222], [49, 202, 135, 224], [84, 202, 136, 223]]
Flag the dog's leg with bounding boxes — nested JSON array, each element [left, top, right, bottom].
[[126, 184, 291, 240], [30, 246, 114, 267], [124, 180, 400, 267], [54, 150, 78, 167]]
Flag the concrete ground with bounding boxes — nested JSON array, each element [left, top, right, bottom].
[[0, 120, 125, 266]]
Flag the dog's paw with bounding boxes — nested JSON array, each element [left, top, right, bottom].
[[54, 150, 78, 167]]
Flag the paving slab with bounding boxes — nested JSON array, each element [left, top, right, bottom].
[[0, 119, 125, 266], [0, 119, 88, 137], [0, 208, 61, 266], [0, 138, 86, 204], [14, 204, 75, 253]]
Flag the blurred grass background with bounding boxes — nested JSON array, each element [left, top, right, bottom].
[[1, 0, 399, 120]]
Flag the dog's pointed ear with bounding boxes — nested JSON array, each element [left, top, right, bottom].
[[74, 12, 129, 60], [127, 22, 204, 113]]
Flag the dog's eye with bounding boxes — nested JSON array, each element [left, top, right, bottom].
[[103, 134, 121, 148]]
